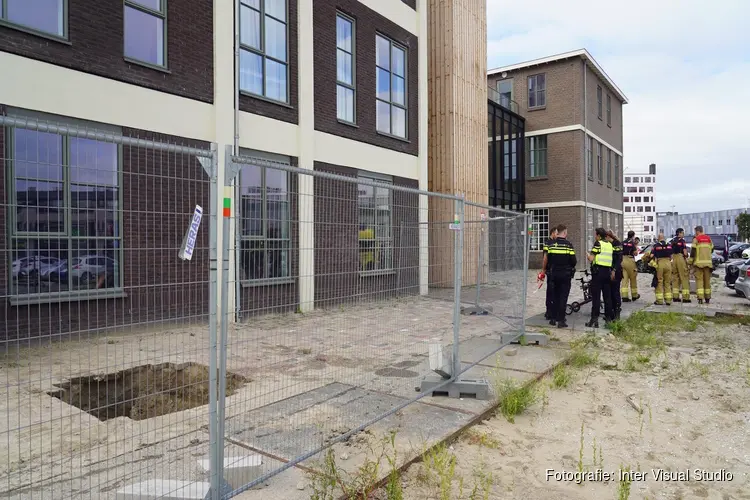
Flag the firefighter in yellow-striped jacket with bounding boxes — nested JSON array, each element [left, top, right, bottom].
[[688, 225, 714, 304]]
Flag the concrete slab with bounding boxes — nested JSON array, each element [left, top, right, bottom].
[[451, 337, 564, 374], [419, 374, 490, 400], [115, 480, 211, 500], [197, 456, 262, 491]]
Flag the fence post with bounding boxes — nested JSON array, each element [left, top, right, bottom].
[[452, 196, 465, 380], [396, 220, 404, 296], [521, 213, 530, 335], [207, 146, 221, 500], [474, 222, 484, 308]]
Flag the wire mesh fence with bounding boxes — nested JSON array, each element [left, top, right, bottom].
[[0, 113, 218, 499], [0, 124, 529, 499]]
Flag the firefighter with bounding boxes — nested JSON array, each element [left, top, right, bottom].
[[606, 230, 623, 320], [671, 228, 691, 303], [688, 225, 714, 304], [585, 227, 614, 328], [542, 227, 558, 324], [620, 230, 640, 302], [359, 227, 375, 271], [546, 224, 577, 328], [652, 232, 673, 305]]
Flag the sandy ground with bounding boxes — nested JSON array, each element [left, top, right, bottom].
[[394, 274, 750, 500]]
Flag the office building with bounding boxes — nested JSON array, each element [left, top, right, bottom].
[[623, 163, 657, 243], [658, 208, 749, 241], [487, 49, 628, 266]]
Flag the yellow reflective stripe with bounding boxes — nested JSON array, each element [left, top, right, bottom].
[[547, 248, 573, 255]]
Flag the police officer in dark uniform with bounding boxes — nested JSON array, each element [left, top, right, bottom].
[[586, 228, 614, 328], [545, 224, 577, 328], [542, 227, 558, 323], [606, 230, 623, 320]]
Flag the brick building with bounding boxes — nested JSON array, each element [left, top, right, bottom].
[[0, 0, 429, 340], [487, 49, 628, 266]]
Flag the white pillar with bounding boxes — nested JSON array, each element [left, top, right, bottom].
[[213, 0, 236, 322], [297, 0, 316, 312], [417, 0, 429, 296]]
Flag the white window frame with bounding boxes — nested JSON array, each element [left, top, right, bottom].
[[0, 0, 67, 39], [526, 208, 549, 251], [527, 73, 546, 108], [239, 0, 290, 104], [596, 141, 603, 184], [615, 154, 620, 191], [527, 135, 547, 178], [123, 0, 168, 69], [375, 33, 408, 139], [358, 173, 394, 274], [336, 12, 356, 124], [606, 94, 612, 126]]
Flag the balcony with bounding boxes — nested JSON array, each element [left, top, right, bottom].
[[488, 85, 519, 114]]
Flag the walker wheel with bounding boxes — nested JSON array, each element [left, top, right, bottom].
[[565, 304, 574, 316], [571, 302, 581, 313]]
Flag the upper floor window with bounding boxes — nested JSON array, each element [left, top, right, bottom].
[[124, 0, 167, 67], [586, 136, 594, 180], [1, 0, 66, 38], [625, 206, 631, 212], [647, 186, 653, 192], [239, 0, 289, 103], [606, 148, 612, 186], [596, 142, 603, 183], [614, 154, 620, 190], [606, 94, 612, 126], [375, 34, 407, 139], [336, 13, 356, 123], [645, 177, 651, 182], [624, 177, 631, 183], [597, 86, 603, 119], [527, 135, 547, 178], [497, 79, 514, 109], [527, 74, 546, 108], [626, 187, 637, 193], [639, 186, 645, 192]]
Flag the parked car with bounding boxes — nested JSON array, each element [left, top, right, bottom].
[[725, 258, 748, 290], [69, 255, 119, 285], [635, 244, 654, 273], [743, 247, 750, 260], [12, 256, 63, 284], [733, 261, 750, 300], [729, 242, 750, 259]]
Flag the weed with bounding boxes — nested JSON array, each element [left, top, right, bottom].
[[577, 422, 585, 474], [540, 328, 552, 336], [611, 311, 698, 348], [713, 332, 734, 349], [462, 429, 500, 449], [549, 336, 560, 341], [676, 359, 710, 380], [618, 465, 633, 500], [551, 364, 573, 389], [422, 443, 457, 500], [494, 377, 539, 423], [519, 334, 528, 347], [746, 364, 750, 387], [384, 432, 403, 500], [468, 464, 493, 500], [570, 333, 599, 349], [568, 346, 599, 368]]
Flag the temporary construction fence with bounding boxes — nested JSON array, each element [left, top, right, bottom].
[[0, 114, 529, 499]]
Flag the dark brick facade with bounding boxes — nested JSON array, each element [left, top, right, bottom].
[[238, 0, 300, 124], [313, 0, 419, 156], [0, 112, 213, 342], [0, 0, 214, 104], [238, 159, 300, 317], [313, 162, 420, 307]]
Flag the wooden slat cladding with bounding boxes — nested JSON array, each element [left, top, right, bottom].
[[427, 0, 487, 287]]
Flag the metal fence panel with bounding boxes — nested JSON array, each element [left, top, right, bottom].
[[0, 114, 218, 499]]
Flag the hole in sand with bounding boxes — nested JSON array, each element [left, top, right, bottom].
[[47, 362, 248, 421]]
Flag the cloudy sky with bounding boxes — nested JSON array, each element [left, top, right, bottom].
[[487, 0, 750, 213]]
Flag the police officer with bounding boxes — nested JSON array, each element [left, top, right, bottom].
[[671, 228, 691, 303], [586, 228, 614, 328], [620, 230, 640, 302], [542, 227, 558, 323], [606, 230, 623, 320], [652, 232, 673, 305], [546, 224, 577, 328], [688, 225, 714, 304]]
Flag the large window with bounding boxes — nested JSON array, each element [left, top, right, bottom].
[[586, 136, 593, 180], [503, 140, 517, 180], [596, 141, 603, 183], [124, 0, 166, 67], [527, 74, 546, 108], [336, 13, 356, 123], [597, 86, 603, 119], [527, 135, 547, 178], [496, 78, 513, 108], [239, 0, 289, 103], [606, 94, 612, 126], [375, 34, 407, 138], [358, 174, 393, 273], [239, 160, 291, 282], [614, 154, 620, 190], [1, 0, 66, 38], [527, 208, 549, 251], [606, 148, 612, 187], [8, 126, 122, 297]]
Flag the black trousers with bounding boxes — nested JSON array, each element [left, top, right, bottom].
[[545, 277, 555, 318], [551, 273, 572, 322], [611, 277, 622, 317], [590, 267, 614, 320]]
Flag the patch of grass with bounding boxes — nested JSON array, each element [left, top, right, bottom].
[[618, 465, 633, 500], [494, 377, 539, 424], [421, 443, 458, 500], [746, 364, 750, 387], [568, 346, 599, 368], [570, 333, 599, 349], [609, 311, 703, 348], [675, 359, 710, 380], [461, 429, 500, 449], [551, 364, 573, 389], [709, 313, 750, 327], [539, 328, 552, 336]]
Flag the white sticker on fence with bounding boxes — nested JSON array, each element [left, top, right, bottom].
[[179, 205, 203, 261], [449, 223, 461, 231]]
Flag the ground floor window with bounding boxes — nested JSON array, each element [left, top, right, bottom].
[[526, 208, 548, 251], [239, 160, 291, 282], [358, 174, 393, 273], [7, 124, 123, 297]]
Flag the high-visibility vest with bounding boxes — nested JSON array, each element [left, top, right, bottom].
[[593, 240, 613, 267], [690, 234, 714, 268]]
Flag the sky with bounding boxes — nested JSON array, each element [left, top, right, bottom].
[[487, 0, 750, 214]]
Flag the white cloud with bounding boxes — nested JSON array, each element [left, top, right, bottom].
[[487, 0, 750, 213]]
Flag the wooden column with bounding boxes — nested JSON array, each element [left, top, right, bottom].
[[427, 0, 488, 288]]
